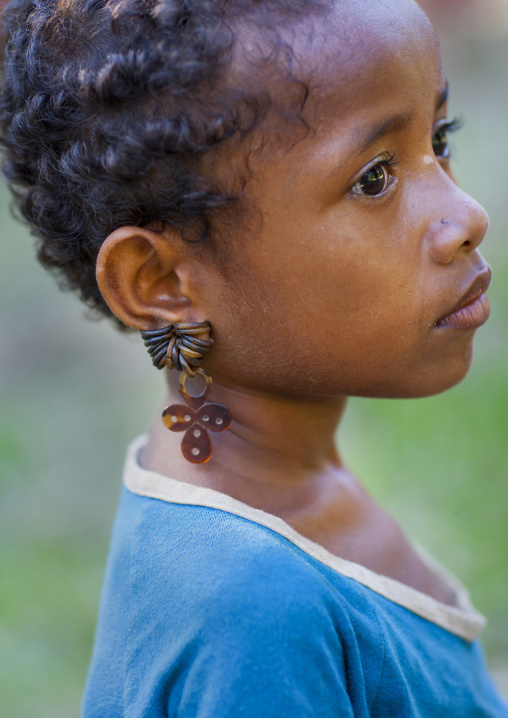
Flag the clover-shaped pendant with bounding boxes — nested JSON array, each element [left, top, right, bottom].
[[162, 369, 231, 463]]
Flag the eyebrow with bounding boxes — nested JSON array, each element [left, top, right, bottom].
[[355, 82, 449, 156], [324, 81, 451, 183], [355, 112, 414, 156], [436, 81, 449, 111]]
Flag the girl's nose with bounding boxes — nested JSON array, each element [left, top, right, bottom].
[[429, 183, 489, 265]]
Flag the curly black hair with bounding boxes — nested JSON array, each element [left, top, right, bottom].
[[0, 0, 326, 328]]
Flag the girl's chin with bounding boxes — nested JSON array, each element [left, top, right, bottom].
[[387, 358, 474, 399]]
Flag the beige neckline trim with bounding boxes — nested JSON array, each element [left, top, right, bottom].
[[124, 435, 486, 642]]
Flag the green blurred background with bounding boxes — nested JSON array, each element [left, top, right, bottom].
[[1, 3, 507, 716]]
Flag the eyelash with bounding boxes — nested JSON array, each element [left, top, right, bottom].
[[381, 153, 400, 172], [438, 116, 463, 134]]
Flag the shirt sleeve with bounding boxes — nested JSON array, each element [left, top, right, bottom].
[[165, 556, 354, 718]]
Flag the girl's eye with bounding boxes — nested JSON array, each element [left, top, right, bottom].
[[432, 127, 450, 159], [352, 164, 390, 196], [432, 117, 463, 160]]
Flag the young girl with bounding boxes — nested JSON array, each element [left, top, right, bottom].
[[1, 0, 506, 715]]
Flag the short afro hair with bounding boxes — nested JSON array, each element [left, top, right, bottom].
[[0, 0, 325, 328]]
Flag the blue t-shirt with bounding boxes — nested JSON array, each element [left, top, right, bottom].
[[83, 438, 508, 717]]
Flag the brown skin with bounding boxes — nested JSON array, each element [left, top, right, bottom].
[[96, 0, 489, 605]]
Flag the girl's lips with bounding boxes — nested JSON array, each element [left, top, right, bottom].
[[435, 270, 492, 330], [436, 292, 490, 330]]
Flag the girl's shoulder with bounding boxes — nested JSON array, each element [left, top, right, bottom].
[[86, 454, 364, 717], [116, 477, 341, 620], [119, 437, 343, 602], [118, 435, 484, 644], [83, 438, 508, 718]]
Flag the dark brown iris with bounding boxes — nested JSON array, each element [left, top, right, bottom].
[[357, 165, 387, 195]]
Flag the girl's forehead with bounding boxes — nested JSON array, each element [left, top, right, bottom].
[[234, 0, 442, 138], [296, 1, 442, 125], [317, 0, 434, 50]]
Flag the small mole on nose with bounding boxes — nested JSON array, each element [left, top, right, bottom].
[[441, 218, 448, 225]]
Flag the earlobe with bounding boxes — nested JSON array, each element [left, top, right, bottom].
[[96, 225, 193, 329]]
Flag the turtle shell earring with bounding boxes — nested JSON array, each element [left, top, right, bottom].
[[141, 322, 231, 464]]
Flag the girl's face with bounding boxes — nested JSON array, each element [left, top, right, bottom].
[[208, 0, 490, 399]]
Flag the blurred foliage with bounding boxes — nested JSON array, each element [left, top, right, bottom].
[[1, 16, 507, 718]]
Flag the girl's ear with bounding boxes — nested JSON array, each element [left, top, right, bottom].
[[96, 225, 204, 330]]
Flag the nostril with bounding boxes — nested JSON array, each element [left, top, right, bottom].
[[463, 240, 471, 247]]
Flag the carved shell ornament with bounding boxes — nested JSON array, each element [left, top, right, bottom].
[[141, 322, 231, 463]]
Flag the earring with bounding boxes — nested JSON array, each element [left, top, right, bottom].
[[141, 322, 231, 464]]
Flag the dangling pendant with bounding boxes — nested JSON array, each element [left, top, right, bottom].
[[141, 322, 230, 463], [162, 369, 231, 464]]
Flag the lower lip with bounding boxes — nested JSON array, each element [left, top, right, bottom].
[[436, 293, 491, 330]]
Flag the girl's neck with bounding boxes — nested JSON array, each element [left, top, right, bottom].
[[140, 377, 459, 608], [141, 377, 348, 510]]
